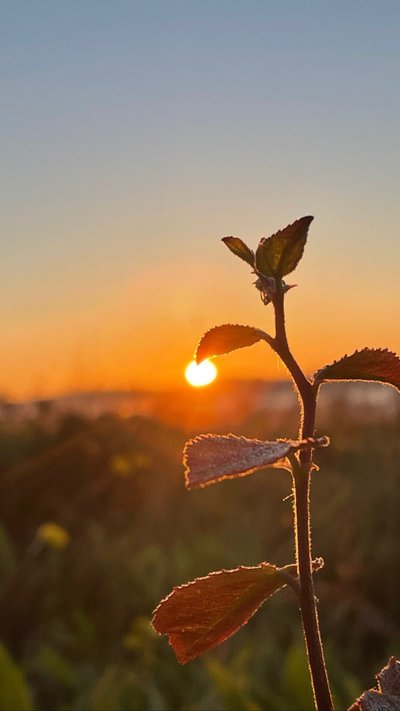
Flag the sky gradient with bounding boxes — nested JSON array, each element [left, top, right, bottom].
[[1, 1, 400, 399]]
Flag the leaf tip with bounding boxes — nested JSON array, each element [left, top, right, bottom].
[[221, 236, 255, 267]]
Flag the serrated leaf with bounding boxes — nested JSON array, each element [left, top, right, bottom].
[[152, 563, 287, 663], [349, 657, 400, 711], [378, 657, 400, 695], [195, 324, 271, 365], [255, 216, 313, 278], [351, 689, 400, 711], [222, 236, 255, 267], [184, 434, 329, 490], [183, 434, 294, 489], [314, 349, 400, 391]]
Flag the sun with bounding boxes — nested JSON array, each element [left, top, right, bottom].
[[185, 359, 217, 387]]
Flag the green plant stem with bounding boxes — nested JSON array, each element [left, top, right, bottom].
[[273, 283, 334, 711]]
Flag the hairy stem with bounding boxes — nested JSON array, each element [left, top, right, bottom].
[[273, 283, 334, 711]]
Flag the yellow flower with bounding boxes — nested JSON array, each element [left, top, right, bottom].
[[37, 522, 70, 550]]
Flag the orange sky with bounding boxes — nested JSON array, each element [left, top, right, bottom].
[[2, 3, 400, 400], [3, 239, 400, 400]]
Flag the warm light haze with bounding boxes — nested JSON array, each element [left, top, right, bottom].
[[1, 1, 400, 400]]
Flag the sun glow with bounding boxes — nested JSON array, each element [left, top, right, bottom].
[[185, 359, 218, 387]]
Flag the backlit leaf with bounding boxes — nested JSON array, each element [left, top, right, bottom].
[[350, 690, 400, 711], [195, 324, 272, 365], [255, 216, 313, 278], [314, 349, 400, 391], [152, 563, 287, 663], [378, 657, 400, 695], [222, 236, 255, 267], [349, 657, 400, 711], [184, 435, 329, 490], [183, 434, 293, 489]]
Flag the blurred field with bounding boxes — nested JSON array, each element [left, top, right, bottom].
[[0, 386, 399, 710]]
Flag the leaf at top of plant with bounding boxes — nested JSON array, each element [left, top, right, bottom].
[[195, 324, 272, 365], [255, 216, 313, 278], [152, 562, 289, 664], [314, 348, 400, 391], [183, 434, 294, 489], [349, 656, 400, 711], [221, 236, 255, 267]]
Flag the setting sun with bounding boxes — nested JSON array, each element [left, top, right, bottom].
[[185, 359, 217, 387]]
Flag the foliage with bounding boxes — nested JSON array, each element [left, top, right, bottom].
[[0, 408, 399, 708], [0, 216, 400, 709], [0, 643, 33, 710], [195, 325, 271, 364], [152, 563, 291, 663], [349, 657, 400, 711], [152, 216, 400, 711]]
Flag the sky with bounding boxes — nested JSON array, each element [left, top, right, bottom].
[[1, 1, 400, 399]]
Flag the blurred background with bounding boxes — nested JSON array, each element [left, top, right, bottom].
[[1, 1, 400, 709], [0, 382, 399, 710]]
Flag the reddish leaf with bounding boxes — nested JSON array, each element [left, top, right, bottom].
[[183, 434, 293, 489], [222, 236, 255, 267], [195, 324, 272, 365], [184, 435, 329, 490], [152, 563, 287, 663], [314, 349, 400, 391], [351, 690, 400, 711], [349, 657, 400, 711], [378, 656, 400, 695], [255, 216, 313, 278]]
